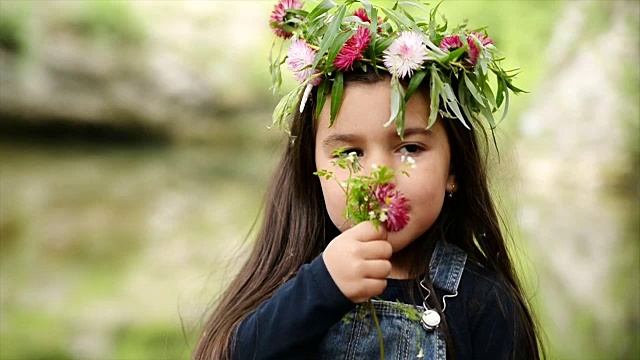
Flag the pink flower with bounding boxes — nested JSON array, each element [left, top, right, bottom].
[[382, 31, 429, 78], [439, 32, 493, 66], [372, 183, 410, 232], [333, 26, 371, 71], [286, 40, 322, 86], [270, 0, 304, 39]]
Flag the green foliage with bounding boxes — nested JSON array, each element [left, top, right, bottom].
[[114, 323, 194, 360], [0, 1, 30, 54], [0, 311, 74, 360], [70, 0, 145, 46]]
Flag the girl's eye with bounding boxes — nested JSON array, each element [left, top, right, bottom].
[[333, 148, 363, 158], [399, 144, 424, 154]]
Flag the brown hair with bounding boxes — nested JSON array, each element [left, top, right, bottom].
[[192, 69, 544, 359]]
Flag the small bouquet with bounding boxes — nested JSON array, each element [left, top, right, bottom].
[[314, 148, 415, 232]]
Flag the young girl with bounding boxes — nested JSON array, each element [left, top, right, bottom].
[[194, 1, 543, 359]]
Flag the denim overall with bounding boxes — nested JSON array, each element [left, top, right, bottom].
[[319, 241, 467, 360]]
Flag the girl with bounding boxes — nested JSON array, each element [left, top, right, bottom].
[[194, 1, 543, 359]]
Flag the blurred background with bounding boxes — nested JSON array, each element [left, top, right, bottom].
[[0, 0, 637, 359]]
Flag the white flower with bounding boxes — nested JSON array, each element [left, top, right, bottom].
[[406, 156, 416, 168], [379, 209, 388, 222], [369, 211, 376, 220], [382, 31, 429, 78], [346, 152, 358, 163], [371, 163, 379, 171]]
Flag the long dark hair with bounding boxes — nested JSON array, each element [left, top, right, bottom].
[[193, 70, 544, 359]]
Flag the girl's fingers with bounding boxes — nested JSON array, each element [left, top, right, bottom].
[[359, 260, 392, 279], [360, 240, 393, 260], [354, 278, 388, 302], [350, 221, 388, 242]]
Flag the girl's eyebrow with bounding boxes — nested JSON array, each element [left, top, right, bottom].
[[321, 133, 361, 148], [322, 127, 432, 148], [401, 127, 433, 138]]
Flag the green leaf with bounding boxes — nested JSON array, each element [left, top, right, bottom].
[[312, 5, 347, 70], [330, 71, 344, 126], [438, 46, 466, 65], [384, 76, 402, 127], [286, 9, 309, 17], [428, 67, 441, 128], [480, 95, 496, 129], [404, 70, 426, 101], [308, 15, 329, 35], [482, 81, 497, 110], [326, 30, 356, 65], [315, 78, 330, 119], [364, 8, 379, 75], [361, 0, 373, 15], [442, 81, 470, 129], [393, 78, 407, 138], [268, 40, 285, 95], [379, 7, 413, 29], [457, 79, 475, 123], [504, 78, 526, 93], [496, 77, 510, 126], [463, 72, 483, 104], [374, 36, 394, 54], [399, 1, 430, 13], [399, 7, 415, 23], [429, 0, 444, 39], [270, 84, 305, 132], [308, 0, 336, 21], [436, 14, 448, 33], [496, 76, 504, 108]]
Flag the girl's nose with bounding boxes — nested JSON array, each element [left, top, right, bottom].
[[363, 151, 395, 174]]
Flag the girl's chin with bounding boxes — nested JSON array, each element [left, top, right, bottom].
[[387, 231, 414, 253]]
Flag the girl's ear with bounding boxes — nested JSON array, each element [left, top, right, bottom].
[[446, 174, 457, 194]]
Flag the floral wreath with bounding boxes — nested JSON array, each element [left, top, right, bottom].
[[268, 0, 524, 138]]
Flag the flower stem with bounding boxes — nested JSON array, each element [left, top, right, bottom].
[[369, 299, 385, 360]]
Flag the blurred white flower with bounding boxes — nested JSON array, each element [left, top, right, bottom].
[[383, 31, 429, 78]]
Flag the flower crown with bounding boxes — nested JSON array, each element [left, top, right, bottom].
[[269, 0, 524, 138]]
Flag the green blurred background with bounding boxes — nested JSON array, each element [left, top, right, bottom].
[[0, 1, 638, 359]]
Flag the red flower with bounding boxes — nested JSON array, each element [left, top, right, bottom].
[[270, 0, 304, 39], [439, 35, 463, 52], [353, 8, 370, 22], [353, 8, 384, 32], [334, 26, 372, 71], [372, 183, 410, 233], [438, 32, 493, 66], [466, 32, 493, 66]]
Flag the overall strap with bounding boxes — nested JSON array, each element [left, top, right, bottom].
[[428, 240, 467, 294]]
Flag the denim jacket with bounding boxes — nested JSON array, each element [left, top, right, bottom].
[[232, 240, 519, 360], [319, 240, 467, 360]]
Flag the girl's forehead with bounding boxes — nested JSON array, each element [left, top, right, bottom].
[[316, 81, 432, 137]]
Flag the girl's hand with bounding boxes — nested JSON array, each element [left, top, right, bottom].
[[323, 221, 393, 303]]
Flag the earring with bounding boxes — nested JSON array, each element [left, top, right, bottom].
[[447, 183, 455, 198], [448, 192, 453, 198]]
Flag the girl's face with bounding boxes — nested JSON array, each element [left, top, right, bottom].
[[315, 80, 454, 261]]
